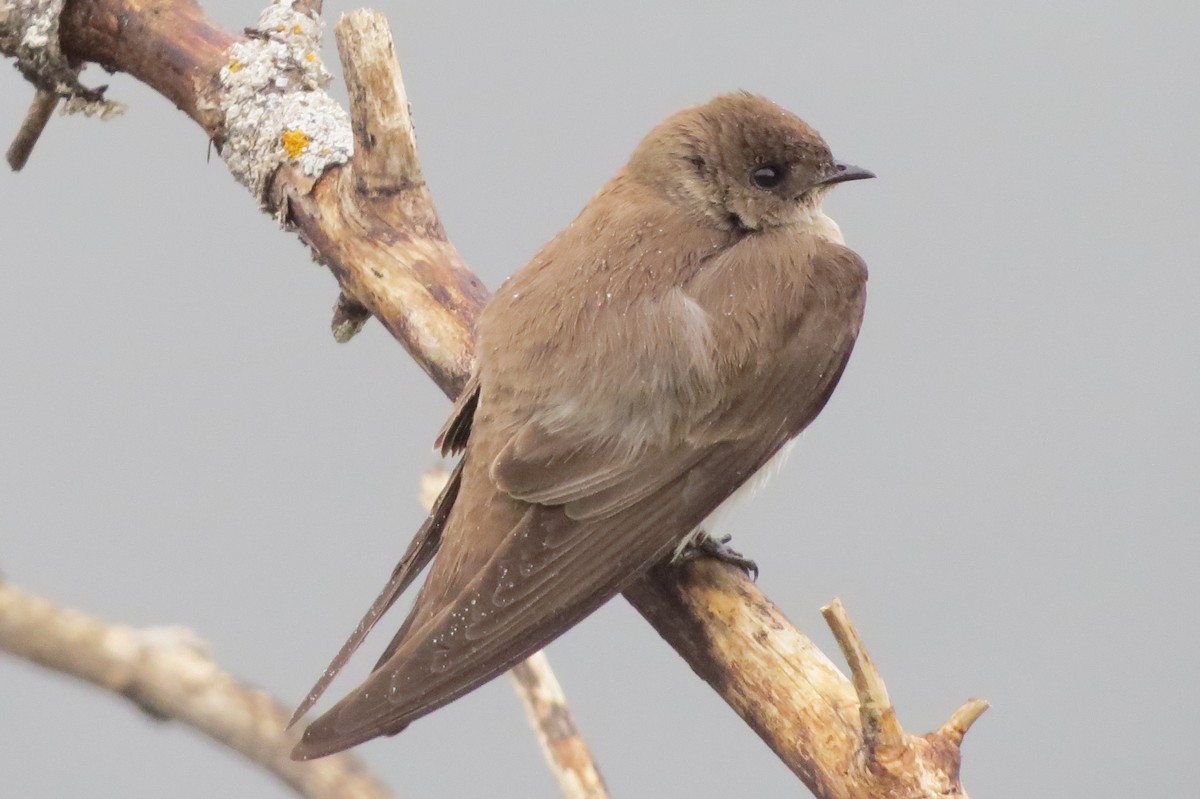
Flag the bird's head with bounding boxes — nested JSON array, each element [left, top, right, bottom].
[[629, 92, 873, 233]]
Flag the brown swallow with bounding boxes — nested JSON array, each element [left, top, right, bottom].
[[291, 92, 874, 758]]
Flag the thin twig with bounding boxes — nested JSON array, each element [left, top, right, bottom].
[[510, 654, 611, 799], [6, 88, 58, 171], [938, 698, 991, 746], [821, 597, 904, 750]]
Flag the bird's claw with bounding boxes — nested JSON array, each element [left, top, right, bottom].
[[681, 532, 759, 581]]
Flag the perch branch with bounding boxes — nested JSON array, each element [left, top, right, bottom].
[[0, 579, 394, 799], [2, 2, 987, 797], [627, 572, 988, 798]]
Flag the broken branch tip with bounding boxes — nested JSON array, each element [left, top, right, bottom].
[[939, 698, 990, 744]]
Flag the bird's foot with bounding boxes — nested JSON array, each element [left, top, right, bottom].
[[680, 532, 759, 581]]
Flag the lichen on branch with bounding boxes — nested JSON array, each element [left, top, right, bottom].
[[211, 0, 350, 202]]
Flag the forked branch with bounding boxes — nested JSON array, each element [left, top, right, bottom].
[[626, 567, 987, 798]]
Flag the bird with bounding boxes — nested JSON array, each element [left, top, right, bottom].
[[290, 91, 874, 759]]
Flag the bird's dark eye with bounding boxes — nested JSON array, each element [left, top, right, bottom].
[[751, 164, 786, 189]]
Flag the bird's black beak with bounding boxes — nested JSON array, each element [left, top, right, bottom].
[[817, 160, 876, 186]]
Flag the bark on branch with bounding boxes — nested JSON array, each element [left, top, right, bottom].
[[625, 570, 987, 798], [0, 580, 394, 799], [510, 652, 611, 799], [2, 2, 987, 796]]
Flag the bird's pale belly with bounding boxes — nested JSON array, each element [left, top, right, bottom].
[[672, 438, 799, 558]]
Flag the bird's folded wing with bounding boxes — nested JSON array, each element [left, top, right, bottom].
[[292, 430, 781, 757]]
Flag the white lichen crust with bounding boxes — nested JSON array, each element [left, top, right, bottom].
[[217, 1, 352, 203]]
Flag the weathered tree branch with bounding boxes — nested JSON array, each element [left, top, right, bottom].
[[0, 579, 394, 799], [510, 653, 611, 799], [2, 2, 987, 796], [626, 568, 987, 798]]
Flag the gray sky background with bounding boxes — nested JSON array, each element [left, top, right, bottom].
[[2, 1, 1197, 797]]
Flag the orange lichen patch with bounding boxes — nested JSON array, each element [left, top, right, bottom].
[[306, 52, 318, 62], [293, 24, 304, 35], [282, 129, 311, 158], [228, 60, 242, 73]]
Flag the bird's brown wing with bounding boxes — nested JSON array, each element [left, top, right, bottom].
[[292, 247, 865, 759]]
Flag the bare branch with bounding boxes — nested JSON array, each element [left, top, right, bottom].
[[291, 7, 487, 394], [0, 580, 394, 799], [821, 597, 904, 750], [510, 654, 611, 799], [335, 10, 422, 195], [625, 562, 859, 793], [938, 699, 991, 746], [628, 566, 986, 798], [6, 88, 57, 170], [822, 598, 989, 762]]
